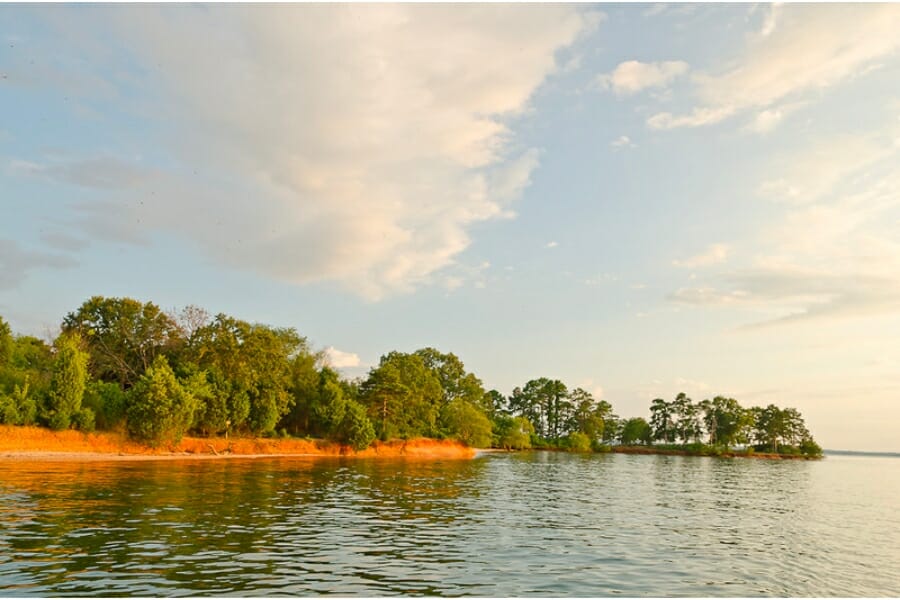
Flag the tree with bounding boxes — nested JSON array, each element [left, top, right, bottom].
[[45, 333, 90, 430], [0, 316, 12, 367], [62, 296, 180, 387], [672, 393, 702, 443], [508, 378, 568, 442], [565, 431, 592, 452], [493, 415, 534, 450], [185, 314, 309, 435], [414, 348, 486, 408], [482, 389, 507, 421], [126, 355, 198, 447], [441, 400, 493, 448], [754, 404, 785, 452], [700, 396, 746, 447], [360, 352, 442, 440], [334, 400, 376, 450], [800, 436, 823, 457], [650, 398, 675, 443], [621, 417, 652, 445], [82, 380, 127, 431], [312, 368, 348, 437], [568, 388, 608, 442]]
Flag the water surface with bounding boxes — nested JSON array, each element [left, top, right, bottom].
[[0, 451, 898, 596]]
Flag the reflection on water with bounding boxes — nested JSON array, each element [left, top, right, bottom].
[[0, 453, 898, 596]]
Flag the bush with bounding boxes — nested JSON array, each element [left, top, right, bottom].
[[492, 415, 533, 450], [82, 381, 126, 431], [0, 384, 37, 426], [0, 394, 18, 425], [800, 437, 823, 457], [71, 407, 96, 432], [565, 431, 592, 452], [45, 333, 89, 430], [337, 401, 376, 451], [441, 400, 492, 448], [127, 356, 198, 447], [591, 440, 612, 453]]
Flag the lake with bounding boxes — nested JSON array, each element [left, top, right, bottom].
[[0, 451, 898, 596]]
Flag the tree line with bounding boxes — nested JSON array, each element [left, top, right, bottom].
[[0, 296, 821, 456]]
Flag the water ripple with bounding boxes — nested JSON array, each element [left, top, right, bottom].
[[0, 453, 898, 595]]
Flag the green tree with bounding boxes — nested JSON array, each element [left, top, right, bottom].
[[414, 348, 486, 408], [61, 296, 181, 387], [754, 404, 785, 452], [493, 415, 534, 450], [0, 383, 37, 426], [185, 314, 309, 435], [441, 399, 493, 447], [312, 368, 348, 437], [672, 392, 701, 443], [82, 380, 128, 431], [360, 352, 442, 440], [0, 316, 12, 366], [621, 417, 652, 445], [565, 431, 592, 452], [800, 436, 823, 457], [567, 388, 607, 442], [334, 400, 376, 450], [650, 398, 675, 443], [509, 378, 568, 442], [482, 389, 507, 421], [699, 396, 746, 447], [46, 333, 90, 430], [126, 355, 198, 447]]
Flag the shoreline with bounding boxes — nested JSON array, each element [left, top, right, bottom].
[[609, 445, 820, 460], [0, 426, 820, 463], [0, 425, 477, 462]]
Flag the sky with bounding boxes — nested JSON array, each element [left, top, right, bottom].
[[1, 4, 899, 452]]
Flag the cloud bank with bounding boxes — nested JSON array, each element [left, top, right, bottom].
[[647, 4, 900, 131], [15, 5, 596, 299]]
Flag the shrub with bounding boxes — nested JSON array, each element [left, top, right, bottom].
[[565, 431, 592, 452], [82, 381, 126, 431], [71, 407, 96, 433], [800, 437, 823, 457], [45, 334, 89, 430], [441, 400, 492, 448], [337, 400, 376, 451], [127, 356, 198, 447]]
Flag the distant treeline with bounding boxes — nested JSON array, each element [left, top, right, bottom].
[[0, 296, 821, 456]]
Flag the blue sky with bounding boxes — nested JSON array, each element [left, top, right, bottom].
[[2, 4, 899, 451]]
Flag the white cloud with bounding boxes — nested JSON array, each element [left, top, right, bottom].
[[545, 241, 559, 249], [742, 101, 804, 134], [672, 243, 730, 269], [648, 4, 900, 131], [647, 106, 735, 130], [322, 346, 361, 369], [759, 3, 782, 37], [598, 60, 689, 96], [670, 129, 900, 326], [610, 135, 635, 149], [16, 5, 596, 300]]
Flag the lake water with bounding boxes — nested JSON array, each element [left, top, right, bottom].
[[0, 451, 898, 596]]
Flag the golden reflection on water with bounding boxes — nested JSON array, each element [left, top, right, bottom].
[[0, 453, 898, 596]]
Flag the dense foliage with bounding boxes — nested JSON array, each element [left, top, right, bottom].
[[0, 299, 823, 456]]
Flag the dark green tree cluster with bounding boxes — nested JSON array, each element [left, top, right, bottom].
[[644, 393, 822, 456], [0, 298, 378, 449], [0, 300, 824, 456], [500, 378, 613, 450]]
